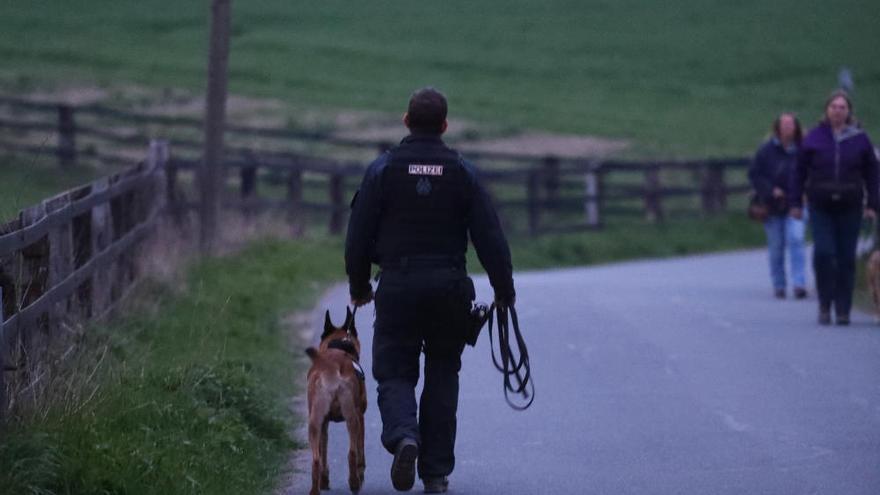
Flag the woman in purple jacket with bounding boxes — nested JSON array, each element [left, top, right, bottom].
[[790, 91, 880, 325]]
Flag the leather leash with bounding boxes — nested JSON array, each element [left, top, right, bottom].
[[486, 304, 535, 410]]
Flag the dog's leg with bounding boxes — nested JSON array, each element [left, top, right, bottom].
[[308, 417, 323, 495], [320, 419, 330, 490], [357, 409, 366, 480], [309, 392, 331, 495], [344, 412, 364, 493], [356, 383, 366, 480], [873, 276, 880, 324]]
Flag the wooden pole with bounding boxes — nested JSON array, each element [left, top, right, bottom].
[[584, 169, 600, 228], [18, 204, 49, 378], [527, 170, 540, 237], [644, 166, 664, 223], [328, 173, 345, 235], [542, 156, 560, 207], [90, 177, 113, 315], [0, 285, 6, 423], [200, 0, 232, 255], [57, 104, 76, 168], [240, 164, 257, 217], [148, 140, 170, 218], [44, 193, 74, 350], [287, 168, 304, 238], [714, 163, 727, 212]]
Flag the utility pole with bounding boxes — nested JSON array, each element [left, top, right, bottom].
[[201, 0, 232, 255]]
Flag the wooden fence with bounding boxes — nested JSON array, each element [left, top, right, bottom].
[[0, 94, 751, 238], [0, 141, 168, 419]]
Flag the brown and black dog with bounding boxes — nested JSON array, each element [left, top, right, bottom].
[[305, 307, 367, 495], [867, 250, 880, 323]]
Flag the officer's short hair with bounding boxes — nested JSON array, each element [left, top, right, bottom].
[[407, 87, 447, 134]]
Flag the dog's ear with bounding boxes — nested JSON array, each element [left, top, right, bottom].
[[345, 306, 357, 336], [322, 310, 335, 340]]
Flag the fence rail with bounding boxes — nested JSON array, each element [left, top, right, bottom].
[[0, 94, 752, 238]]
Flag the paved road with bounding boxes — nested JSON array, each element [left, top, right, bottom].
[[286, 249, 880, 494]]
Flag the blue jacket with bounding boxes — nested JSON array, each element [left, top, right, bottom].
[[748, 138, 797, 215], [345, 134, 515, 302], [790, 122, 880, 210]]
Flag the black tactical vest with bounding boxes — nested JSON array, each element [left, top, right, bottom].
[[375, 137, 470, 264]]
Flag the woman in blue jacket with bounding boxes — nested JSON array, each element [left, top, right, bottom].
[[749, 113, 807, 299], [790, 91, 880, 325]]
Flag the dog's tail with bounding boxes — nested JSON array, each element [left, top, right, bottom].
[[305, 347, 319, 361]]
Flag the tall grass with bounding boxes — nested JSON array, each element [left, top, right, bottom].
[[0, 238, 343, 495]]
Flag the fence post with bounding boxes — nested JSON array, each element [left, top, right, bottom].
[[287, 168, 304, 238], [328, 172, 345, 235], [542, 156, 560, 207], [148, 140, 170, 218], [18, 204, 49, 380], [701, 162, 726, 214], [700, 162, 711, 214], [0, 285, 6, 423], [644, 166, 664, 222], [714, 163, 727, 212], [91, 177, 113, 316], [44, 193, 74, 350], [584, 167, 601, 228], [240, 164, 257, 217], [165, 156, 184, 227], [57, 104, 76, 168], [527, 170, 540, 237]]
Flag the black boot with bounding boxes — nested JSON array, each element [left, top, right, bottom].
[[423, 476, 449, 494], [391, 438, 418, 491]]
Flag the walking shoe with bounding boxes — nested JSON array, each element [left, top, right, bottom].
[[794, 287, 808, 299], [391, 438, 418, 491], [423, 476, 449, 494], [818, 311, 832, 325], [836, 314, 850, 326], [774, 289, 786, 299]]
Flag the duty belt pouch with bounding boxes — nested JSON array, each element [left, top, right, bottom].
[[464, 302, 491, 347], [448, 277, 482, 346]]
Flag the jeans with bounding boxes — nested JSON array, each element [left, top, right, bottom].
[[372, 268, 471, 479], [763, 213, 807, 290], [809, 204, 863, 316]]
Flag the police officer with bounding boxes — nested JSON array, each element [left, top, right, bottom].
[[345, 87, 515, 493]]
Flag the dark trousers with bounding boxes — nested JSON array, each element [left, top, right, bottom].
[[809, 203, 863, 316], [372, 268, 471, 479]]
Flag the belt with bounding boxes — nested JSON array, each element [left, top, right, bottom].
[[379, 255, 465, 272]]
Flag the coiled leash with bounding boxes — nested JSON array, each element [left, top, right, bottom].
[[485, 304, 535, 411]]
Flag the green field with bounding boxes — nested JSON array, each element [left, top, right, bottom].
[[1, 0, 878, 157], [0, 154, 104, 219]]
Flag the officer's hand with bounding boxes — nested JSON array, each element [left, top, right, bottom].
[[865, 208, 877, 221], [494, 294, 515, 311], [351, 290, 374, 308], [790, 207, 803, 220]]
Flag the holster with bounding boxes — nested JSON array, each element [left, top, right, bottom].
[[464, 302, 491, 347]]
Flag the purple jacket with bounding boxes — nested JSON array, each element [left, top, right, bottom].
[[790, 122, 880, 210]]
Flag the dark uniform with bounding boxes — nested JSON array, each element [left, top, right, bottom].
[[345, 132, 515, 481]]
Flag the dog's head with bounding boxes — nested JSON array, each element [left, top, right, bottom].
[[318, 307, 361, 359]]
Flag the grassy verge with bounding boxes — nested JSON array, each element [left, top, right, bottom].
[[497, 213, 765, 271], [0, 237, 343, 495]]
